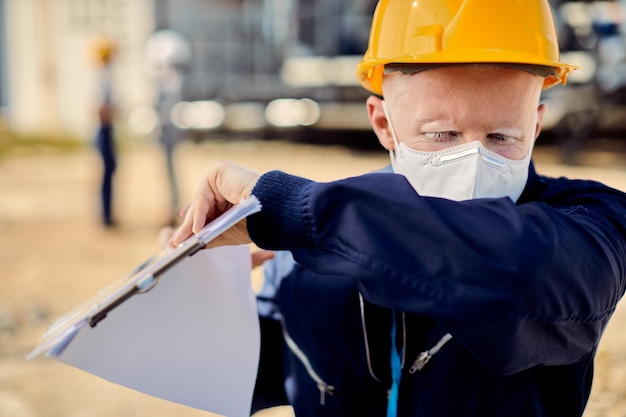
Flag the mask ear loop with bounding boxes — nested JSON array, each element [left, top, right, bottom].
[[381, 101, 401, 172]]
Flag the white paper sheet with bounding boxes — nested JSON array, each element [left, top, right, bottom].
[[28, 196, 262, 361], [39, 245, 260, 417]]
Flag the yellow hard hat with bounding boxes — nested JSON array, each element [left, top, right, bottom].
[[357, 0, 579, 95]]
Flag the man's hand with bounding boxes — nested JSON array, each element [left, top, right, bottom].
[[251, 249, 275, 269], [170, 161, 260, 248]]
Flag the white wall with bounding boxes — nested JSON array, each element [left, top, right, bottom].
[[4, 0, 156, 140]]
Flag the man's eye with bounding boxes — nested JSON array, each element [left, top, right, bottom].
[[487, 133, 514, 144], [426, 132, 457, 141]]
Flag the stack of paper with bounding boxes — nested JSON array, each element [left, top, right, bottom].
[[28, 197, 263, 417]]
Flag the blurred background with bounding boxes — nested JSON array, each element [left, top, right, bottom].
[[1, 1, 626, 417], [0, 0, 379, 149], [0, 0, 623, 156]]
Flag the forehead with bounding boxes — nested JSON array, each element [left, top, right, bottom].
[[383, 66, 544, 135], [383, 65, 543, 108]]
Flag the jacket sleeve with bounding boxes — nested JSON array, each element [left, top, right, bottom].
[[246, 170, 626, 375]]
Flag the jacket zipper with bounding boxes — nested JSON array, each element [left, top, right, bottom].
[[408, 333, 453, 373], [280, 300, 450, 406], [280, 319, 335, 405]]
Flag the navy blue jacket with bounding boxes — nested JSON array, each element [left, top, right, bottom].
[[248, 163, 626, 417]]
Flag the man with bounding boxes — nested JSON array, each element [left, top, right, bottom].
[[90, 37, 117, 227], [171, 1, 626, 416]]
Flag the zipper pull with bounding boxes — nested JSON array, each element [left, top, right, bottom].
[[409, 351, 431, 374], [317, 383, 335, 405], [409, 333, 453, 374]]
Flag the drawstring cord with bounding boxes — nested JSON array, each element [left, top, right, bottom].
[[359, 293, 383, 384], [361, 293, 453, 416], [386, 311, 403, 417], [388, 321, 453, 417], [359, 294, 405, 384]]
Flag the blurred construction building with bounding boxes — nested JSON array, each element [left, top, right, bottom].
[[0, 0, 377, 142], [0, 0, 154, 139]]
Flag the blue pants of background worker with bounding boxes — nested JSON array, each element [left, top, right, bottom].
[[95, 125, 116, 226]]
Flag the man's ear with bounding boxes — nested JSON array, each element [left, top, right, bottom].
[[534, 103, 548, 141], [366, 95, 394, 151]]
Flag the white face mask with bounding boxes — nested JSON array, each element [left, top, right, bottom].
[[382, 102, 533, 202]]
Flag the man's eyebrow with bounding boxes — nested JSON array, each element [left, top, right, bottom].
[[416, 117, 453, 129]]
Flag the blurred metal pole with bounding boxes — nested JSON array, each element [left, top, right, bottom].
[[153, 0, 169, 31]]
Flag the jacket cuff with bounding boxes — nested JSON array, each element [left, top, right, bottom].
[[247, 170, 312, 250]]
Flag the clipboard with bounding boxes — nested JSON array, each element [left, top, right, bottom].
[[27, 196, 261, 361]]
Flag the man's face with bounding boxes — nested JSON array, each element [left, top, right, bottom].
[[368, 65, 547, 161]]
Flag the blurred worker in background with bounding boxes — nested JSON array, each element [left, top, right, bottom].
[[89, 36, 117, 227], [144, 30, 192, 226], [171, 0, 626, 416]]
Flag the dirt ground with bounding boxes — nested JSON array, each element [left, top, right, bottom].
[[1, 137, 626, 417]]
